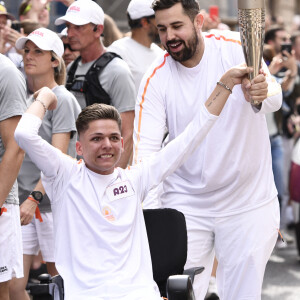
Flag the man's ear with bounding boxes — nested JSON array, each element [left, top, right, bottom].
[[194, 13, 204, 30], [76, 140, 83, 156], [94, 24, 104, 37], [140, 17, 149, 29]]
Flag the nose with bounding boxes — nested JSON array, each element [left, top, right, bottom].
[[64, 48, 71, 55], [166, 27, 176, 41], [67, 26, 75, 38], [24, 50, 32, 60], [101, 137, 112, 149]]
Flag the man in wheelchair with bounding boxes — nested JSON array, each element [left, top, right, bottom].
[[14, 65, 255, 299]]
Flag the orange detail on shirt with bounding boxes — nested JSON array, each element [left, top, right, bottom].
[[205, 33, 242, 45], [134, 53, 169, 164], [0, 207, 7, 216]]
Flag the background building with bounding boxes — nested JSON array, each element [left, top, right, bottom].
[[5, 0, 300, 33]]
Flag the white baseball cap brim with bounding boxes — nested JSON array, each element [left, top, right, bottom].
[[16, 28, 64, 58], [55, 14, 90, 26], [54, 0, 104, 26], [127, 0, 155, 20]]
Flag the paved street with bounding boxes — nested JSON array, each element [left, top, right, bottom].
[[262, 231, 300, 300]]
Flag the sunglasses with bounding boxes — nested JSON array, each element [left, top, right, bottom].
[[63, 43, 75, 52]]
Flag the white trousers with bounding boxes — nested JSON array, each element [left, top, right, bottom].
[[184, 198, 280, 300], [0, 204, 23, 282], [22, 212, 55, 262]]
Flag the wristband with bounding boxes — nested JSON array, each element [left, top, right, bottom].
[[35, 98, 47, 114], [27, 196, 43, 222], [217, 81, 233, 94]]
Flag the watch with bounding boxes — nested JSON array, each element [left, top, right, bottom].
[[31, 191, 43, 203]]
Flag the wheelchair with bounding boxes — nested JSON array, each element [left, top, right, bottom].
[[30, 208, 204, 300]]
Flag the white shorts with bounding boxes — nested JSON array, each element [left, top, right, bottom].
[[0, 204, 23, 282], [184, 198, 280, 300], [22, 212, 55, 262]]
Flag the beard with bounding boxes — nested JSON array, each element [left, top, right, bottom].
[[165, 27, 199, 62], [148, 25, 161, 45]]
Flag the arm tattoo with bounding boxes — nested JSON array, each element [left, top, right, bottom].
[[207, 91, 221, 107]]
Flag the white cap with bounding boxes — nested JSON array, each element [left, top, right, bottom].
[[16, 28, 64, 58], [55, 0, 104, 26], [58, 27, 68, 38], [127, 0, 155, 20]]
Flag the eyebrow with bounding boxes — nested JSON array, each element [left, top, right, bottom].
[[90, 132, 121, 137], [157, 21, 184, 28]]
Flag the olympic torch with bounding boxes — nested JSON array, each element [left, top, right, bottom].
[[238, 0, 266, 104]]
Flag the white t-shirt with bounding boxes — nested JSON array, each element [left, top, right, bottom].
[[134, 30, 283, 217], [15, 103, 217, 300], [108, 37, 164, 95]]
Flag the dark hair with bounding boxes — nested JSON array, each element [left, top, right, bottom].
[[152, 0, 200, 21], [264, 25, 285, 44], [18, 0, 30, 17], [127, 13, 142, 29], [76, 104, 122, 136], [127, 13, 155, 29]]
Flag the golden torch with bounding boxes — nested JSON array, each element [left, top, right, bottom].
[[238, 0, 266, 105]]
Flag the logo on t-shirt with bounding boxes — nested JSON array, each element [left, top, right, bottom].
[[102, 206, 115, 222], [106, 180, 135, 202], [0, 266, 8, 274]]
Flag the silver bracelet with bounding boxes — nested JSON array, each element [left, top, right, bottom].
[[217, 81, 232, 94], [35, 98, 47, 114]]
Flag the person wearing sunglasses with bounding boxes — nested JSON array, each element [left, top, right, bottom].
[[60, 28, 80, 67]]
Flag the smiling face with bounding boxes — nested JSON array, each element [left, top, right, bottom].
[[76, 119, 124, 175], [155, 2, 204, 67]]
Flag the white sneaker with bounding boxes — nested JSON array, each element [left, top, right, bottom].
[[280, 229, 294, 244], [275, 238, 288, 249], [205, 276, 219, 300]]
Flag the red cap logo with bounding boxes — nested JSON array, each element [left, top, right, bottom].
[[68, 5, 80, 12], [30, 30, 44, 37]]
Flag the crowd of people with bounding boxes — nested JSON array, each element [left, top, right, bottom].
[[0, 0, 299, 299]]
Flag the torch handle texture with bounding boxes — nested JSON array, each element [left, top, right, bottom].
[[238, 8, 265, 81], [238, 0, 265, 9], [238, 0, 266, 84]]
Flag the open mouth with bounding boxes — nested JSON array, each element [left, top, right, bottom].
[[98, 154, 113, 159], [167, 40, 183, 52]]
